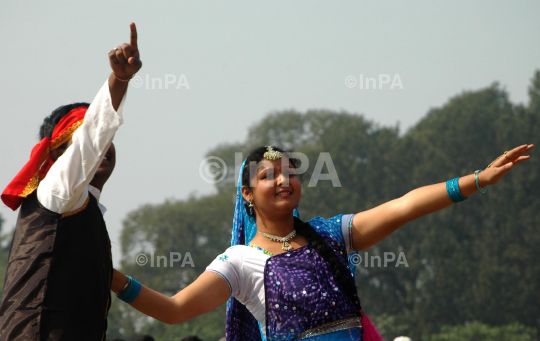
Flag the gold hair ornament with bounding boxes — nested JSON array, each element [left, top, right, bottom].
[[263, 146, 282, 161]]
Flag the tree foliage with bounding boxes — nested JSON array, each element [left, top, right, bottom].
[[430, 322, 537, 341]]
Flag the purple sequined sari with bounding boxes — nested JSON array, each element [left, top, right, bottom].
[[227, 159, 362, 341]]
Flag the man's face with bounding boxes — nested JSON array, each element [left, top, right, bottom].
[[94, 142, 116, 180]]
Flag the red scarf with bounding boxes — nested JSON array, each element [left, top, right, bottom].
[[2, 107, 87, 210]]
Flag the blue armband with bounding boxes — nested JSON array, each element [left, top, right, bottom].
[[115, 275, 142, 303], [446, 177, 468, 203]]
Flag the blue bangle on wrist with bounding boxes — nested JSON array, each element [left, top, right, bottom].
[[475, 169, 487, 194]]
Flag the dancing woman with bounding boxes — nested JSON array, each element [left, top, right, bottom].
[[112, 144, 533, 340]]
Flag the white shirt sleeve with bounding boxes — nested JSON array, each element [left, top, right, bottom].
[[205, 245, 269, 328], [205, 246, 243, 297], [37, 79, 126, 214], [341, 214, 357, 254]]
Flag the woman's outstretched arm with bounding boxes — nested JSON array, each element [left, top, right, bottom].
[[111, 269, 230, 325], [351, 144, 534, 251]]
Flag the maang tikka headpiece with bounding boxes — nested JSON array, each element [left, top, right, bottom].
[[263, 146, 282, 161]]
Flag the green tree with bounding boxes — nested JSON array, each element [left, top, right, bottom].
[[430, 322, 537, 341]]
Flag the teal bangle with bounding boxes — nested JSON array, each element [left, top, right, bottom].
[[475, 170, 487, 194], [446, 177, 467, 203], [116, 275, 141, 303]]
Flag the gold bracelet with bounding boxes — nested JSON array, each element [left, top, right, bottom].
[[114, 73, 135, 82], [116, 276, 132, 295]]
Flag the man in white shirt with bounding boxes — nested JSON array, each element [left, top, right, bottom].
[[0, 23, 142, 341]]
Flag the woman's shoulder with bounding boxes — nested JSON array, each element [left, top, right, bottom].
[[306, 214, 352, 244], [208, 245, 268, 280], [307, 214, 347, 224], [208, 245, 249, 271], [306, 214, 347, 231]]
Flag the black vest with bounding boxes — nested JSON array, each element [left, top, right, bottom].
[[0, 191, 112, 341]]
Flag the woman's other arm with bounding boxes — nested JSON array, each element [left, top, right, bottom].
[[111, 269, 230, 325], [351, 144, 534, 251]]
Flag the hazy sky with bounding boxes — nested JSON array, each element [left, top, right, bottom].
[[1, 1, 539, 266]]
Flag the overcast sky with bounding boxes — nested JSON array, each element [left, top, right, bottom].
[[1, 1, 539, 267]]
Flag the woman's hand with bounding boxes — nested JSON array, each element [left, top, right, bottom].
[[478, 144, 534, 187], [108, 22, 142, 80]]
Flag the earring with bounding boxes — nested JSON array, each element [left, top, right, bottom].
[[248, 198, 254, 214]]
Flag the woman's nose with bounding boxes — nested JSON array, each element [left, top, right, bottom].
[[277, 173, 289, 187]]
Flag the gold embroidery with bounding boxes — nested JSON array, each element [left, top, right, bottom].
[[20, 169, 41, 197], [51, 120, 84, 150], [61, 196, 90, 218], [19, 148, 51, 198]]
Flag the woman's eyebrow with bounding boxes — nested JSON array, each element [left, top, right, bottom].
[[257, 167, 273, 175]]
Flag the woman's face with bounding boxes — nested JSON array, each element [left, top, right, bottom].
[[242, 156, 301, 218]]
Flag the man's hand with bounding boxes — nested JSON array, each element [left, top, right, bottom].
[[109, 22, 142, 80], [108, 22, 142, 110]]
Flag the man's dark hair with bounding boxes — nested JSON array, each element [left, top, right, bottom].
[[39, 102, 90, 140]]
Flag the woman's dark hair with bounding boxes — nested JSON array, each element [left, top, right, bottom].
[[39, 102, 90, 145], [242, 146, 361, 313]]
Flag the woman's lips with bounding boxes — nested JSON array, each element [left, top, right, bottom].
[[276, 191, 292, 198]]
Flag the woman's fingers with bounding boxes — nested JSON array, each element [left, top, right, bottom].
[[491, 144, 533, 168], [512, 155, 531, 165], [507, 144, 531, 160], [502, 145, 526, 164]]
